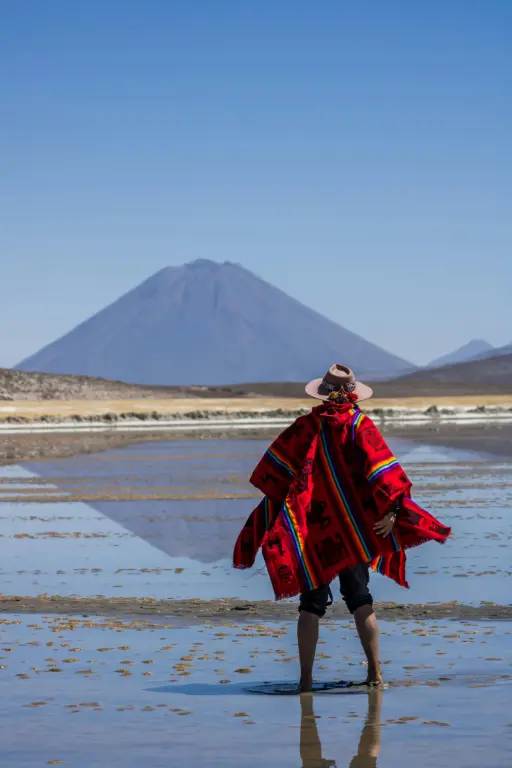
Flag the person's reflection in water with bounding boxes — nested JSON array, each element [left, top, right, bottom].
[[299, 689, 382, 768]]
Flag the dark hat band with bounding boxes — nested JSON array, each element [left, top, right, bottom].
[[321, 380, 356, 394]]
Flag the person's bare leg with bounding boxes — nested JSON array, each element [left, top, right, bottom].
[[353, 605, 383, 685], [297, 611, 319, 692]]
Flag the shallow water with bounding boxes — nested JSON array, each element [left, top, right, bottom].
[[0, 614, 511, 766], [0, 436, 511, 604], [1, 432, 512, 766]]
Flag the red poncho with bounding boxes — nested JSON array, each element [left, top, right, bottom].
[[233, 403, 451, 600]]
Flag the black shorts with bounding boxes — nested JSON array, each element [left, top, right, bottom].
[[299, 563, 373, 617]]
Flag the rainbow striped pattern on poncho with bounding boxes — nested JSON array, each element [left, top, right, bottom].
[[234, 403, 451, 600]]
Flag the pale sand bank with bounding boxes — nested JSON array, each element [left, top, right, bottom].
[[1, 394, 512, 433], [2, 393, 512, 418]]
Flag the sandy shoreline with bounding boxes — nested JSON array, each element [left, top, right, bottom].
[[1, 595, 510, 621], [1, 394, 512, 435], [2, 420, 512, 464], [1, 410, 512, 438]]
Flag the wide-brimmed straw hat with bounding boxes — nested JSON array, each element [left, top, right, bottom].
[[305, 363, 373, 403]]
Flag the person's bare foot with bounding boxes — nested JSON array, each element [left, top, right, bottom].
[[299, 677, 313, 693], [366, 667, 384, 687]]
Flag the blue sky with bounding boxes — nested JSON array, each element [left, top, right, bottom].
[[2, 0, 510, 367]]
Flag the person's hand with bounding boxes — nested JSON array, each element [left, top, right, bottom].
[[374, 510, 397, 538]]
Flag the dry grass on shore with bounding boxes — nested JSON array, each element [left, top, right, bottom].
[[1, 393, 512, 421]]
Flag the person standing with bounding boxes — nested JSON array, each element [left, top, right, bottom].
[[234, 364, 451, 691]]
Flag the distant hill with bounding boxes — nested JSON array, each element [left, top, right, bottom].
[[17, 259, 414, 385], [371, 351, 512, 397], [428, 339, 494, 368], [0, 368, 172, 401], [469, 341, 512, 362], [3, 350, 512, 402], [0, 367, 253, 401], [229, 352, 512, 398]]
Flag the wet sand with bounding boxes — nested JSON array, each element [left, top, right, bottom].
[[1, 613, 512, 766], [388, 422, 512, 460], [1, 595, 511, 621], [0, 427, 279, 465]]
